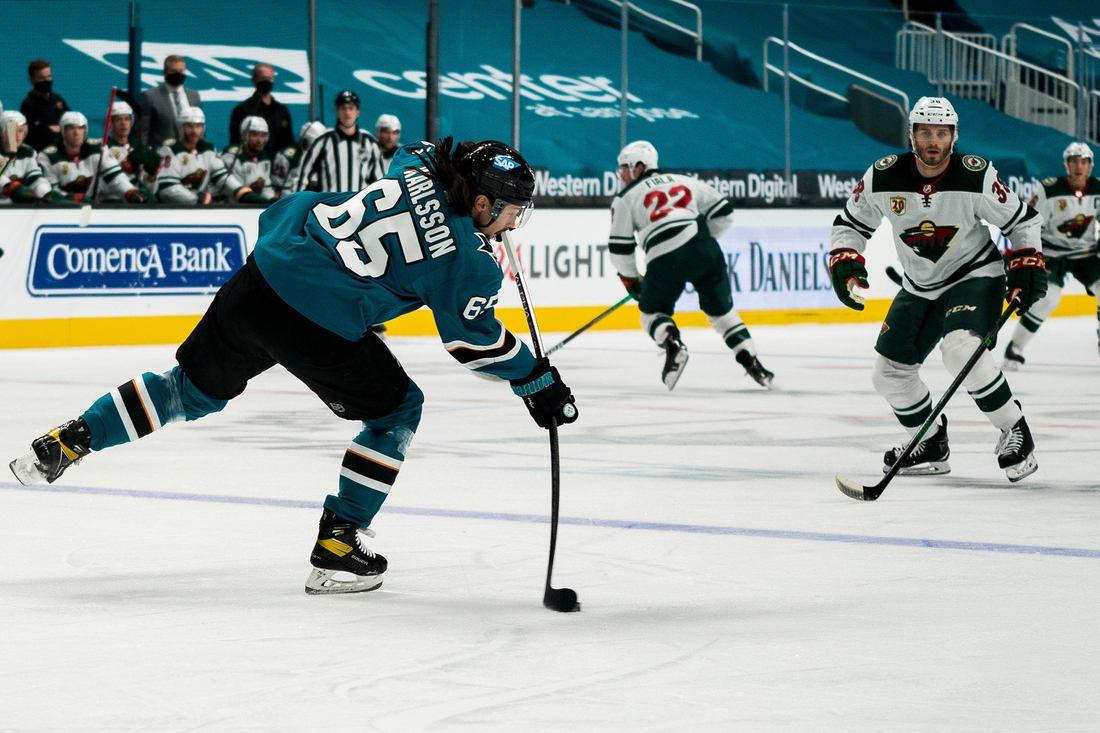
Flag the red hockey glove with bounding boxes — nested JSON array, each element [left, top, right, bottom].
[[1004, 248, 1047, 313], [828, 248, 869, 311], [619, 275, 643, 299]]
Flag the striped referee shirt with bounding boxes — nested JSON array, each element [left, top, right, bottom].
[[294, 127, 383, 192]]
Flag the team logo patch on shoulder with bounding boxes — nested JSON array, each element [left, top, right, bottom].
[[962, 155, 987, 171], [1042, 176, 1058, 186], [874, 155, 898, 170], [492, 154, 518, 171], [43, 145, 57, 154], [890, 196, 907, 216], [226, 145, 239, 154], [900, 220, 959, 262]]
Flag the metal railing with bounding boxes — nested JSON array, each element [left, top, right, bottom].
[[897, 20, 1081, 137], [598, 0, 703, 61], [1089, 90, 1100, 145], [1002, 23, 1074, 77], [763, 37, 909, 112]]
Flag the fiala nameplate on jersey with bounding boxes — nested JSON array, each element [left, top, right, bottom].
[[28, 225, 247, 296]]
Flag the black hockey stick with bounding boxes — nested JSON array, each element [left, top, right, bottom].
[[501, 231, 581, 613], [546, 294, 634, 356], [886, 266, 903, 286], [836, 297, 1020, 501]]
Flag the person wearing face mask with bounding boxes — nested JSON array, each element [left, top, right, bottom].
[[20, 59, 70, 152], [228, 63, 295, 157], [140, 55, 203, 151]]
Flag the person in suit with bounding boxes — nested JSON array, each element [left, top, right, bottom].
[[140, 55, 202, 150]]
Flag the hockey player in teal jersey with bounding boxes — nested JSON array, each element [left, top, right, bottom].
[[9, 137, 578, 596]]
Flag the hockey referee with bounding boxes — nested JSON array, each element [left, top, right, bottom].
[[294, 90, 383, 193]]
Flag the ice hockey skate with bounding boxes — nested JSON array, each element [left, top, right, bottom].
[[736, 350, 775, 389], [9, 418, 92, 485], [305, 508, 388, 595], [996, 415, 1038, 482], [883, 415, 951, 476], [660, 325, 689, 390], [1002, 342, 1025, 371]]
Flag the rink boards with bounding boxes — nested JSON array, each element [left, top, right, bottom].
[[0, 206, 1092, 348]]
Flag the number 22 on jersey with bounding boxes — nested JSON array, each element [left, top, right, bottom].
[[312, 178, 424, 278], [644, 185, 693, 222]]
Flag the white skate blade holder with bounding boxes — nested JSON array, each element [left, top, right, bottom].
[[663, 349, 688, 391], [9, 452, 46, 485], [884, 461, 951, 477], [1005, 453, 1038, 483], [305, 568, 384, 595]]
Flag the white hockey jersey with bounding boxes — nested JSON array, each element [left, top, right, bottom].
[[155, 139, 244, 204], [105, 139, 159, 191], [607, 171, 734, 277], [0, 144, 52, 200], [1029, 176, 1099, 259], [221, 144, 276, 201], [832, 152, 1041, 299], [38, 140, 135, 201]]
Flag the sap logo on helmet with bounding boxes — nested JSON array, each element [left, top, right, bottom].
[[492, 155, 519, 171]]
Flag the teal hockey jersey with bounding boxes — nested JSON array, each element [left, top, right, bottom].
[[252, 142, 536, 381]]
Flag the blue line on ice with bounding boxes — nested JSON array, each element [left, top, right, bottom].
[[5, 480, 1098, 559]]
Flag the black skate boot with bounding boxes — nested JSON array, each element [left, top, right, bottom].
[[996, 415, 1037, 482], [735, 350, 775, 389], [305, 508, 388, 595], [1002, 342, 1025, 372], [9, 418, 92, 485], [660, 325, 689, 391], [883, 415, 951, 476]]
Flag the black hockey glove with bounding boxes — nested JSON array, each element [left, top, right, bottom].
[[828, 248, 869, 311], [619, 274, 643, 299], [1004, 248, 1047, 313], [510, 359, 578, 429]]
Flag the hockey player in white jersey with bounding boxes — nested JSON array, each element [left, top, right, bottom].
[[1, 111, 55, 202], [155, 108, 252, 205], [273, 120, 326, 196], [829, 97, 1046, 482], [221, 116, 277, 203], [609, 140, 774, 390], [104, 100, 161, 193], [38, 111, 150, 203], [1002, 141, 1100, 368]]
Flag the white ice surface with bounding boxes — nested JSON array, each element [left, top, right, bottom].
[[2, 317, 1099, 732]]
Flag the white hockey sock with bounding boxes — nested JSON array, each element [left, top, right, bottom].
[[1012, 283, 1062, 349], [641, 312, 675, 344], [707, 310, 753, 354], [872, 356, 932, 436], [940, 330, 1020, 430]]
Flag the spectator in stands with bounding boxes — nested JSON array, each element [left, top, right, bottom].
[[293, 90, 382, 192], [105, 100, 161, 192], [38, 111, 151, 203], [273, 120, 326, 196], [156, 107, 256, 205], [222, 116, 276, 203], [20, 60, 70, 151], [229, 63, 295, 157], [1, 110, 57, 203], [375, 114, 401, 174], [141, 55, 202, 150]]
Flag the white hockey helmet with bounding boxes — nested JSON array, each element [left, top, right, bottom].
[[240, 115, 269, 138], [112, 100, 133, 118], [617, 140, 658, 172], [1, 110, 27, 126], [179, 107, 205, 125], [1063, 141, 1093, 161], [909, 97, 958, 140], [375, 114, 401, 134], [299, 120, 327, 147], [60, 111, 88, 130]]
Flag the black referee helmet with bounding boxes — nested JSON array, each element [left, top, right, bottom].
[[334, 90, 360, 108]]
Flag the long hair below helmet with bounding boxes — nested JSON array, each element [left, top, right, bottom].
[[415, 137, 534, 216]]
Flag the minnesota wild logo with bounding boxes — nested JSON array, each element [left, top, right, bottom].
[[900, 220, 959, 262], [1057, 214, 1093, 239], [181, 169, 208, 187]]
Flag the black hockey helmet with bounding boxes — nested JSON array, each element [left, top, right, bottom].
[[454, 140, 536, 226], [334, 90, 360, 108]]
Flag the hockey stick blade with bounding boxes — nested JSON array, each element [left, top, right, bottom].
[[835, 298, 1019, 502], [544, 586, 581, 612], [886, 266, 903, 286]]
